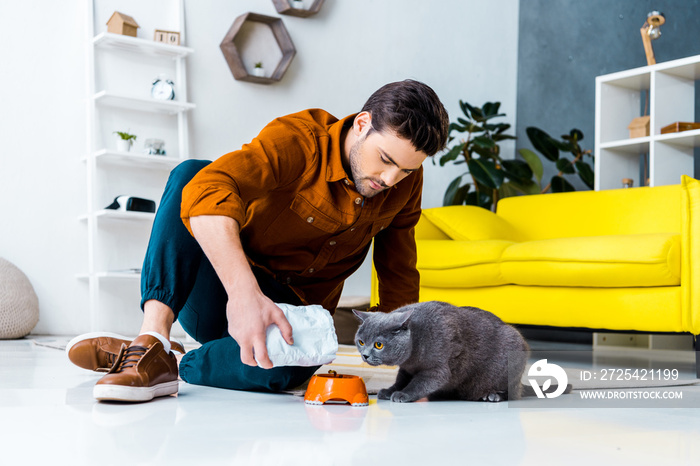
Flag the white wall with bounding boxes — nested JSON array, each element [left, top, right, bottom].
[[0, 0, 519, 335]]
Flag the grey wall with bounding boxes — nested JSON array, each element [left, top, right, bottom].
[[516, 0, 700, 188]]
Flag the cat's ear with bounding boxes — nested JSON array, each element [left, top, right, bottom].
[[352, 309, 369, 322], [396, 309, 413, 328]]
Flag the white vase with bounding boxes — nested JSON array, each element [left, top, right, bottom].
[[116, 139, 132, 152], [292, 0, 304, 9], [254, 67, 265, 77]]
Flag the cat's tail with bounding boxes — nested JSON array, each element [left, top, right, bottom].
[[520, 383, 573, 398]]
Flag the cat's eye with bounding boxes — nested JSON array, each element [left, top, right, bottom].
[[374, 342, 383, 350], [358, 339, 364, 346]]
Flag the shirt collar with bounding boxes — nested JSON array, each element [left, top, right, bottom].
[[326, 113, 357, 183]]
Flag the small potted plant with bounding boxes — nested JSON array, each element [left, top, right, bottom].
[[291, 0, 305, 9], [113, 131, 137, 152], [253, 61, 265, 77]]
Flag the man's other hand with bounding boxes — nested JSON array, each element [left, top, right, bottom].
[[226, 291, 294, 369]]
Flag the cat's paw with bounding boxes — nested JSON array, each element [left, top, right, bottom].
[[377, 388, 394, 400], [481, 392, 506, 402], [390, 391, 418, 403]]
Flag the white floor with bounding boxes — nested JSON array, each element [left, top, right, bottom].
[[2, 337, 700, 466]]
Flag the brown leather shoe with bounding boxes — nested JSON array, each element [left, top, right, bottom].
[[66, 332, 185, 372], [93, 335, 179, 402]]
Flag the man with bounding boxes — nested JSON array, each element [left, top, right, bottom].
[[67, 79, 449, 402]]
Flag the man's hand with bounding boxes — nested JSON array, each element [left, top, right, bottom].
[[226, 288, 294, 369], [189, 215, 294, 369]]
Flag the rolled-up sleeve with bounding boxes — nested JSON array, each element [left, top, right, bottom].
[[180, 117, 315, 236], [371, 169, 423, 312]]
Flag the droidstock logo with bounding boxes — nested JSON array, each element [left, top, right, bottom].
[[528, 359, 569, 399]]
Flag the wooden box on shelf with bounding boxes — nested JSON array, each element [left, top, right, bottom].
[[660, 122, 700, 134], [106, 11, 139, 37], [154, 29, 180, 46], [628, 116, 650, 138]]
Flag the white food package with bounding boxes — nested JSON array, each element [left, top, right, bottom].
[[258, 303, 338, 367]]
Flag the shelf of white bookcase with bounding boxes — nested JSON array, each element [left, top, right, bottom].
[[89, 150, 182, 169], [655, 129, 700, 148], [79, 210, 156, 222], [94, 90, 195, 115], [93, 32, 193, 58], [77, 271, 141, 281], [599, 137, 651, 154]]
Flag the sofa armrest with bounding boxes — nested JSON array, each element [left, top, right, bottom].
[[681, 176, 700, 334], [420, 206, 520, 241]]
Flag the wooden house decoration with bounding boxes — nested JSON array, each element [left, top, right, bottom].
[[106, 12, 140, 38], [628, 116, 650, 139]]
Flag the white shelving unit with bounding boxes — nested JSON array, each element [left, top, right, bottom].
[[595, 54, 700, 190], [82, 0, 194, 332]]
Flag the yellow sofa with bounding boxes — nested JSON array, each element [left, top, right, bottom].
[[372, 176, 700, 359]]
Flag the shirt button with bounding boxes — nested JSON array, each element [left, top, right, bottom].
[[329, 241, 336, 246], [350, 227, 356, 231], [344, 179, 350, 186], [286, 277, 292, 284], [355, 197, 362, 205], [308, 268, 315, 274], [306, 216, 314, 223]]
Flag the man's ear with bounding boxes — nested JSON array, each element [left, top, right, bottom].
[[352, 309, 369, 322], [353, 111, 372, 137]]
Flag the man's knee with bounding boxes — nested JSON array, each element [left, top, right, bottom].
[[168, 159, 211, 187]]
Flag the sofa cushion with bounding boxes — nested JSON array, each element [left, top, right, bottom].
[[417, 239, 513, 288], [500, 233, 680, 287]]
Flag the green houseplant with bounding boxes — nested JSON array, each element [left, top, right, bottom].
[[113, 131, 137, 152], [439, 100, 542, 210], [520, 127, 594, 192]]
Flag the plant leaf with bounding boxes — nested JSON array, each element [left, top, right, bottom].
[[472, 136, 497, 149], [492, 134, 517, 141], [508, 179, 541, 195], [575, 161, 595, 189], [551, 175, 576, 192], [468, 159, 504, 189], [556, 157, 576, 174], [518, 148, 544, 184], [501, 159, 533, 183], [443, 175, 466, 206], [464, 102, 482, 121], [459, 100, 472, 119], [498, 181, 520, 199], [526, 127, 559, 161], [439, 143, 466, 166], [467, 191, 493, 210], [448, 122, 467, 135], [482, 102, 501, 116]]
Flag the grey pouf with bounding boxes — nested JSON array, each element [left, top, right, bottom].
[[0, 258, 39, 339]]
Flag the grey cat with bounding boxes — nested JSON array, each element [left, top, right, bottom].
[[353, 301, 530, 403]]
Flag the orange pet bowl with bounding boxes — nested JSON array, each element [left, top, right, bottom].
[[304, 370, 368, 407]]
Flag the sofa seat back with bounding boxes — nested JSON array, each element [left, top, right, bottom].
[[497, 184, 681, 241], [500, 232, 680, 287]]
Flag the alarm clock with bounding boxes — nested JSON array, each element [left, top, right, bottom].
[[151, 76, 175, 100]]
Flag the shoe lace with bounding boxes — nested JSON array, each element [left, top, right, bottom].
[[112, 345, 148, 373]]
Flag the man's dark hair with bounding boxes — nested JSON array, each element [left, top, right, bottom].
[[361, 79, 449, 156]]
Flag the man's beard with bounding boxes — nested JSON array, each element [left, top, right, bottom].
[[348, 139, 387, 198]]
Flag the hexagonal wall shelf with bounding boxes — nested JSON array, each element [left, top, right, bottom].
[[272, 0, 325, 18], [220, 12, 296, 84]]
